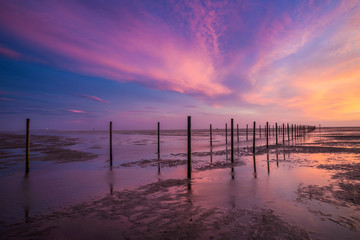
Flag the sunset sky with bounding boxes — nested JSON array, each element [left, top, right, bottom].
[[1, 0, 360, 130]]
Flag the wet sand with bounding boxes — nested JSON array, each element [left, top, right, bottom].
[[0, 128, 360, 239]]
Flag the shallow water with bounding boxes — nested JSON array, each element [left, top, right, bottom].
[[0, 127, 360, 239]]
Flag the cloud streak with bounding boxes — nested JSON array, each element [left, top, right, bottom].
[[80, 95, 110, 103], [67, 109, 87, 114]]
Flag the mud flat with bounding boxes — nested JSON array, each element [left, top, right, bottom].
[[1, 128, 360, 239]]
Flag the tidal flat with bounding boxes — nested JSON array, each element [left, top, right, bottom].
[[0, 128, 360, 239]]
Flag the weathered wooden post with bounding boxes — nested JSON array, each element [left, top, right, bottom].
[[291, 124, 294, 140], [225, 123, 228, 145], [187, 116, 191, 179], [246, 124, 248, 141], [259, 125, 261, 138], [273, 125, 275, 137], [237, 124, 239, 142], [231, 118, 234, 163], [275, 123, 278, 145], [157, 122, 160, 155], [266, 121, 269, 148], [110, 121, 113, 167], [283, 123, 285, 144], [25, 118, 30, 173], [253, 121, 256, 154], [210, 124, 212, 148], [287, 123, 290, 142]]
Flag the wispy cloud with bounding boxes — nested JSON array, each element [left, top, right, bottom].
[[0, 45, 22, 59], [0, 97, 14, 101], [67, 109, 87, 114], [80, 95, 110, 103]]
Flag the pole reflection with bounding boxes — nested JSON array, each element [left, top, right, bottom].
[[22, 173, 30, 223], [108, 169, 114, 196], [267, 152, 270, 174], [231, 165, 235, 180], [253, 154, 257, 179], [157, 153, 161, 176]]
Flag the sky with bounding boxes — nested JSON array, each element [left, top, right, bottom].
[[0, 0, 360, 130]]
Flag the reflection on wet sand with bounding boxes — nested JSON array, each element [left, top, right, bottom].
[[23, 173, 30, 223], [108, 169, 114, 195], [253, 154, 257, 178], [267, 152, 270, 174]]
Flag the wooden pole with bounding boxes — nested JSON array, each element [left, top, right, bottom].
[[266, 121, 269, 148], [275, 123, 278, 145], [231, 118, 234, 163], [157, 122, 160, 154], [110, 121, 113, 167], [225, 123, 228, 144], [253, 121, 256, 154], [246, 124, 248, 141], [187, 116, 191, 179], [210, 124, 212, 148], [273, 125, 275, 137], [237, 124, 239, 142], [25, 118, 30, 173], [287, 123, 290, 142], [282, 123, 285, 144], [259, 125, 261, 138]]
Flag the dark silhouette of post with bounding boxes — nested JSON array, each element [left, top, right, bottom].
[[273, 125, 275, 136], [275, 123, 278, 145], [225, 123, 228, 144], [259, 125, 261, 138], [231, 119, 234, 163], [237, 124, 239, 142], [287, 123, 290, 142], [157, 122, 160, 154], [266, 121, 269, 148], [253, 121, 256, 154], [110, 121, 113, 167], [282, 123, 285, 144], [292, 124, 294, 140], [187, 116, 191, 179], [210, 124, 212, 147], [25, 118, 30, 173], [246, 124, 248, 141]]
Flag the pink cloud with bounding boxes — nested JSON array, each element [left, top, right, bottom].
[[0, 97, 14, 101], [0, 45, 21, 59], [67, 109, 87, 114], [80, 95, 110, 103], [0, 1, 230, 97]]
